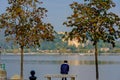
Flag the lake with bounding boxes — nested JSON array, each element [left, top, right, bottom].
[[1, 54, 120, 80]]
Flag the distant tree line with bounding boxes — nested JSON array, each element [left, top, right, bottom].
[[0, 32, 120, 53]]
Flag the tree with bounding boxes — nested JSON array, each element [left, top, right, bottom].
[[0, 0, 55, 80], [63, 0, 120, 80]]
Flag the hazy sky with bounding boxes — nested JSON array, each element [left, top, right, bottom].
[[0, 0, 120, 32]]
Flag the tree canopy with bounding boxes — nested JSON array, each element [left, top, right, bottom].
[[0, 0, 55, 48], [63, 0, 120, 47]]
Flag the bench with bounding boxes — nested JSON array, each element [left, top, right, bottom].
[[44, 74, 77, 80]]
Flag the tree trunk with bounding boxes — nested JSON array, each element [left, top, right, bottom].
[[20, 46, 24, 80], [95, 42, 99, 80]]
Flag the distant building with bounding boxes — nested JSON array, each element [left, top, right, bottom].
[[68, 38, 80, 47], [100, 48, 110, 52], [58, 31, 90, 48]]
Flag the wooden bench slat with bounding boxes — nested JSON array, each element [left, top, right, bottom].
[[45, 74, 77, 80], [45, 74, 76, 77]]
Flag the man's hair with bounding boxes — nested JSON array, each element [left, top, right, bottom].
[[64, 60, 68, 63]]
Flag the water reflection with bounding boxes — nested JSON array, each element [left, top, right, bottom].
[[69, 60, 120, 65], [3, 59, 120, 65]]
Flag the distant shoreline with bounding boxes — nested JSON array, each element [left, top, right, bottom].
[[1, 52, 120, 56]]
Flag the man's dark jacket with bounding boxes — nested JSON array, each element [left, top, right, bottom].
[[60, 63, 69, 74]]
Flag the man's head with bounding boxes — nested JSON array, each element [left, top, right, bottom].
[[64, 60, 68, 63], [30, 70, 35, 76]]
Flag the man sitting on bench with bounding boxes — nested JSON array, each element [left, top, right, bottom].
[[60, 60, 69, 80]]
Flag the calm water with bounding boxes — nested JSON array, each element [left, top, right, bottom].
[[1, 54, 120, 80]]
